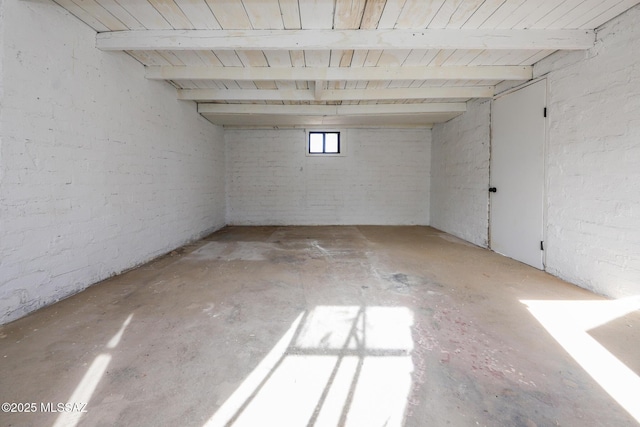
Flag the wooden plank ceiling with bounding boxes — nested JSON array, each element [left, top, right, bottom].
[[55, 0, 640, 127]]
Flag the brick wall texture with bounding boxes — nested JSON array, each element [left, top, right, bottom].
[[226, 128, 431, 226]]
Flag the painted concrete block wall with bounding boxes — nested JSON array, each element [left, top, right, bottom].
[[534, 5, 640, 298], [0, 0, 226, 323], [226, 128, 430, 225], [430, 100, 490, 247]]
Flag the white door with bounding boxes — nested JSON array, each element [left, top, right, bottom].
[[490, 80, 546, 269]]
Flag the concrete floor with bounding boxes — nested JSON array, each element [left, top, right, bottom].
[[1, 226, 639, 427]]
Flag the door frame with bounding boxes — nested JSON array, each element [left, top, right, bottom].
[[489, 76, 549, 269]]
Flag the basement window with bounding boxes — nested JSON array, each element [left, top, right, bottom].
[[308, 131, 341, 155]]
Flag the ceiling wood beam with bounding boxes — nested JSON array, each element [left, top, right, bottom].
[[314, 80, 323, 101], [97, 29, 595, 51], [148, 65, 532, 81], [178, 86, 494, 101], [197, 103, 467, 116]]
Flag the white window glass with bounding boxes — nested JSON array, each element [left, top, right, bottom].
[[309, 133, 324, 153], [325, 133, 339, 153]]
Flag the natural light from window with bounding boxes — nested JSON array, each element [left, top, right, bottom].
[[309, 132, 340, 154], [52, 313, 134, 427], [203, 305, 414, 427], [521, 295, 640, 423]]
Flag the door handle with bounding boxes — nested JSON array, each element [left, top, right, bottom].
[[489, 187, 497, 193]]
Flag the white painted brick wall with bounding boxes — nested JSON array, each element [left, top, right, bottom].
[[0, 0, 226, 323], [226, 128, 430, 225], [430, 100, 490, 247], [535, 5, 640, 298]]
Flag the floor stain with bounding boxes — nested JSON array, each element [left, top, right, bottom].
[[0, 226, 637, 427]]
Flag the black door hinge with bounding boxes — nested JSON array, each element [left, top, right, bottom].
[[540, 241, 544, 250], [543, 107, 547, 118]]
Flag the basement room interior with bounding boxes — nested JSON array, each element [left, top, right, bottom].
[[0, 1, 639, 426]]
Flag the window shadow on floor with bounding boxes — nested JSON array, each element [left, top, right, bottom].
[[203, 305, 414, 427]]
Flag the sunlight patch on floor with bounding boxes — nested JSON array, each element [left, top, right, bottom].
[[522, 296, 640, 423], [204, 305, 414, 427], [52, 313, 134, 427]]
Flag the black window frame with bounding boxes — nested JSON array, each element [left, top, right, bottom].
[[308, 131, 341, 155]]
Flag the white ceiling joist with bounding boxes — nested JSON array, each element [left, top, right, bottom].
[[147, 65, 532, 81], [314, 80, 323, 101], [197, 103, 467, 116], [178, 86, 494, 102], [97, 29, 595, 51]]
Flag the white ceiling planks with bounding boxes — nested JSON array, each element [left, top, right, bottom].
[[429, 0, 468, 29], [126, 50, 171, 66], [363, 50, 384, 67], [334, 0, 367, 29], [531, 0, 582, 29], [377, 49, 412, 66], [579, 0, 640, 29], [196, 50, 223, 66], [72, 0, 128, 30], [51, 0, 640, 127], [478, 0, 527, 29], [551, 0, 615, 29], [157, 50, 184, 65], [512, 2, 568, 30], [147, 0, 194, 29], [170, 50, 207, 65], [462, 0, 508, 29], [212, 50, 242, 67], [443, 0, 487, 29], [172, 0, 221, 29], [303, 50, 331, 68], [242, 0, 285, 29], [568, 0, 634, 29], [94, 0, 145, 30], [394, 0, 444, 28], [278, 0, 302, 29], [115, 0, 172, 29], [401, 49, 431, 66], [299, 0, 335, 29], [441, 50, 481, 66], [262, 50, 291, 68], [520, 49, 555, 65], [496, 0, 556, 29], [376, 0, 407, 28], [205, 0, 251, 29], [55, 0, 109, 31], [360, 0, 387, 28], [59, 1, 640, 32]]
